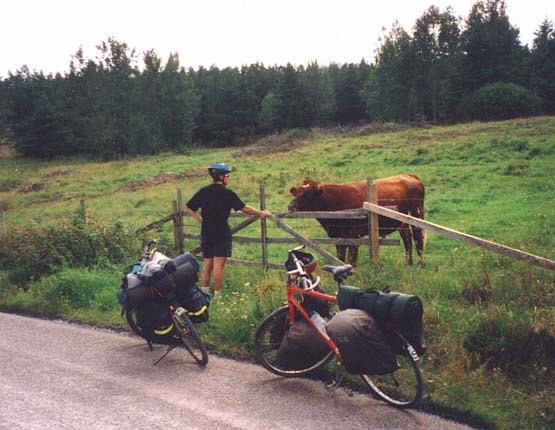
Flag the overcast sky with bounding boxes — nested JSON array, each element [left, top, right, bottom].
[[1, 0, 554, 78]]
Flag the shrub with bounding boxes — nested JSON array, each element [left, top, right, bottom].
[[40, 268, 121, 309], [0, 219, 137, 286], [472, 83, 542, 121], [0, 178, 22, 192]]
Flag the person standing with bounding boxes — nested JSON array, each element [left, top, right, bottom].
[[186, 163, 270, 297]]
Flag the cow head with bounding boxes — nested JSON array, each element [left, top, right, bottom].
[[288, 179, 323, 211]]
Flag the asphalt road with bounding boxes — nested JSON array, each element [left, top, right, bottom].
[[0, 312, 475, 430]]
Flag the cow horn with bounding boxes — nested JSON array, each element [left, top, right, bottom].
[[302, 179, 318, 189]]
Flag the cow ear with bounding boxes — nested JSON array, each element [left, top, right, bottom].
[[290, 187, 298, 196]]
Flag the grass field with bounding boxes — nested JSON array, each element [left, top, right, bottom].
[[1, 117, 555, 429]]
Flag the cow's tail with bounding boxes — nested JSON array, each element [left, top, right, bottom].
[[410, 198, 426, 248]]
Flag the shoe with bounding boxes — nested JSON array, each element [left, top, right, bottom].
[[200, 287, 210, 295], [213, 290, 221, 298]]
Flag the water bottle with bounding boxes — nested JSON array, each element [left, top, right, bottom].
[[310, 311, 328, 334]]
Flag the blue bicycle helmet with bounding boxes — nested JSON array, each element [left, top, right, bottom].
[[208, 163, 232, 180]]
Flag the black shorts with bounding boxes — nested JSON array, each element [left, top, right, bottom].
[[201, 236, 232, 258]]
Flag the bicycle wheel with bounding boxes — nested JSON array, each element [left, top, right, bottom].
[[254, 305, 334, 377], [360, 334, 423, 408], [125, 309, 148, 339], [172, 311, 209, 366]]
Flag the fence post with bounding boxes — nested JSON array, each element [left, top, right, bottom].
[[367, 178, 380, 266], [80, 199, 86, 223], [176, 188, 184, 254], [260, 182, 268, 271], [172, 200, 182, 255]]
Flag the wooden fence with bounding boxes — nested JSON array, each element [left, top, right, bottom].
[[136, 181, 399, 270], [136, 183, 555, 271]]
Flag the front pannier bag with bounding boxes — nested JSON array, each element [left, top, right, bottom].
[[327, 309, 397, 375], [275, 318, 329, 370], [178, 285, 210, 324]]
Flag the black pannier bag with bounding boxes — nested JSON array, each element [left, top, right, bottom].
[[275, 317, 330, 370], [337, 285, 426, 356], [135, 301, 176, 344], [124, 272, 157, 309], [178, 285, 210, 324], [327, 308, 397, 375]]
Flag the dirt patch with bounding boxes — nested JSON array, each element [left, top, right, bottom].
[[17, 182, 47, 193], [44, 169, 75, 178], [232, 143, 294, 158], [118, 169, 206, 191], [22, 192, 68, 207]]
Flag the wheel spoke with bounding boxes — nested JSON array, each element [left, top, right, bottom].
[[360, 334, 423, 408], [255, 306, 334, 377]]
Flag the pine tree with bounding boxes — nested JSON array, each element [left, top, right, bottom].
[[412, 6, 462, 123], [461, 0, 527, 91], [530, 19, 555, 114]]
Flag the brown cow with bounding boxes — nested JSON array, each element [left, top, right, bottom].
[[288, 174, 425, 266]]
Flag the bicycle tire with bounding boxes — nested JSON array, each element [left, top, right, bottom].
[[172, 311, 209, 366], [254, 305, 334, 377], [125, 309, 148, 339], [360, 333, 423, 408]]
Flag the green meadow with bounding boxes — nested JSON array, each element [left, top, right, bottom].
[[1, 117, 555, 429]]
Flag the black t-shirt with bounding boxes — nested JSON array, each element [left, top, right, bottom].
[[186, 184, 245, 240]]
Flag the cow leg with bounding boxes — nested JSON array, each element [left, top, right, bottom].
[[347, 245, 359, 266], [336, 245, 347, 263], [399, 224, 413, 265], [411, 225, 425, 264]]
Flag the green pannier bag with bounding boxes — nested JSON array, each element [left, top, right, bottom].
[[337, 285, 426, 356]]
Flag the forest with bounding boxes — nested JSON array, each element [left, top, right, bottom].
[[0, 0, 554, 159]]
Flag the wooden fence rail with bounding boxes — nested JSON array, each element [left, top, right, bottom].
[[363, 202, 555, 271]]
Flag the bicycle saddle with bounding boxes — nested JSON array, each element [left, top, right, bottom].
[[322, 265, 353, 281]]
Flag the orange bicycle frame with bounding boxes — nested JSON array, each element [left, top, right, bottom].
[[286, 284, 343, 359]]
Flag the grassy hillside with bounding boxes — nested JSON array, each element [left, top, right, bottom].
[[1, 117, 555, 429]]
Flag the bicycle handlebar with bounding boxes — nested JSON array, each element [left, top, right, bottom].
[[141, 240, 158, 261]]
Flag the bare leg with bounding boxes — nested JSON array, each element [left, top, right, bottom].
[[201, 258, 214, 290], [213, 257, 228, 292]]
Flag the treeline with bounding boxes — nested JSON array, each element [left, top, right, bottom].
[[1, 0, 554, 159]]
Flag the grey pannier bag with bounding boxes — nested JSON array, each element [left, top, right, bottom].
[[326, 308, 397, 375], [275, 317, 330, 370]]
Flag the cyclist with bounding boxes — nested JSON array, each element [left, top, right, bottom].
[[186, 163, 270, 297]]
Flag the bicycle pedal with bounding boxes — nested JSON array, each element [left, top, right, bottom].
[[325, 379, 336, 389]]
